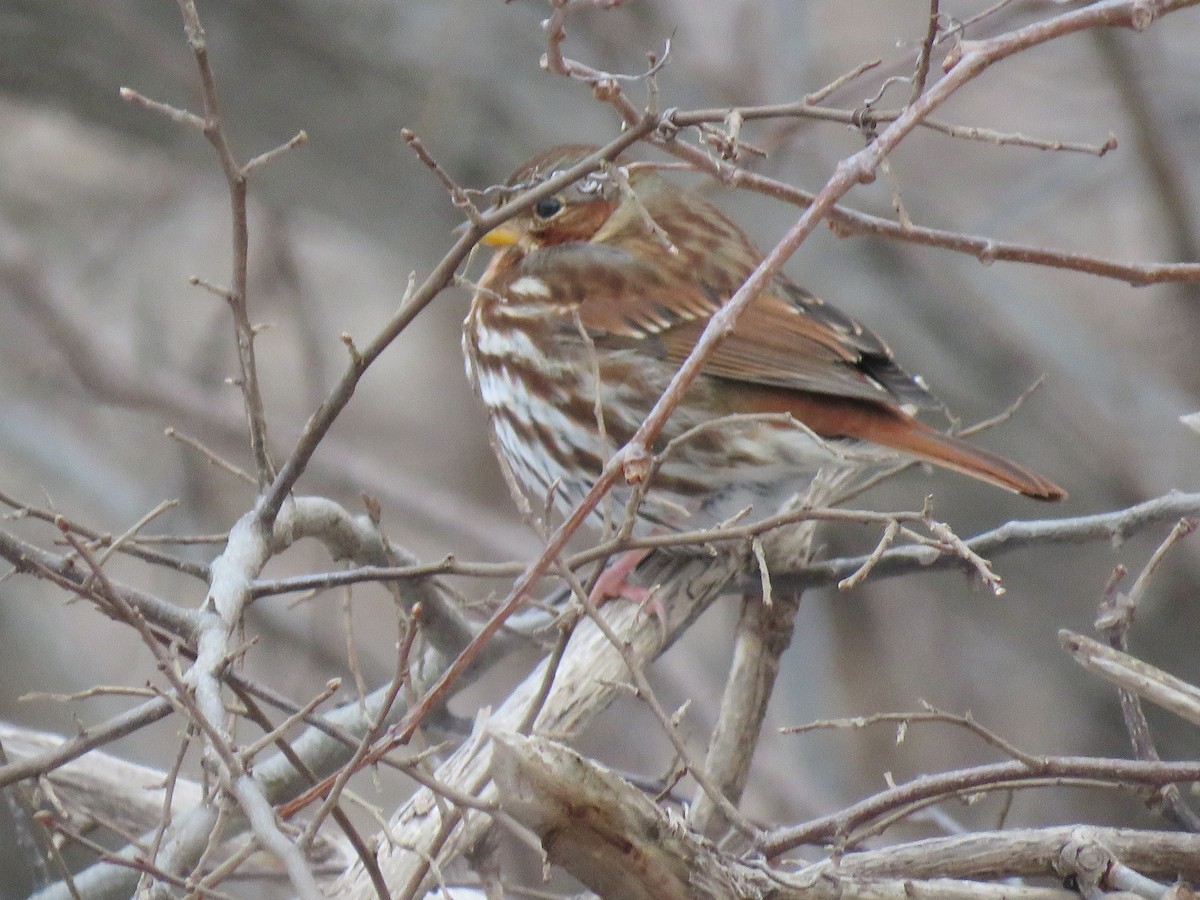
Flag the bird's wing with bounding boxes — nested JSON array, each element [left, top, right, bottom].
[[516, 242, 938, 409]]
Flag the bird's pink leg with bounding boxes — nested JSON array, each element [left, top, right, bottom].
[[588, 549, 666, 629]]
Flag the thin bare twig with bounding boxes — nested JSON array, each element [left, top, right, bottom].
[[174, 0, 275, 485], [402, 129, 481, 222], [243, 130, 308, 176], [118, 86, 205, 130], [138, 726, 195, 895], [909, 0, 942, 105], [783, 703, 1043, 769], [0, 488, 208, 581], [919, 117, 1118, 155], [806, 59, 884, 105], [165, 426, 256, 486], [780, 490, 1200, 593], [763, 755, 1200, 855], [838, 519, 902, 589]]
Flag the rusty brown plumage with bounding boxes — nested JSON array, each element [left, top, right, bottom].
[[463, 145, 1064, 531]]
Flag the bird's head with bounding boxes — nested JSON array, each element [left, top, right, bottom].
[[480, 144, 622, 253]]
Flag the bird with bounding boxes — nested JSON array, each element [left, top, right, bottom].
[[463, 144, 1064, 536]]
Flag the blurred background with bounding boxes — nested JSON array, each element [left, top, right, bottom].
[[3, 0, 1200, 893]]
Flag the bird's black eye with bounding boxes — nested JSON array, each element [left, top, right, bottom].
[[533, 197, 564, 220]]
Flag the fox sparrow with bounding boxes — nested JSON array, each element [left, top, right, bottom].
[[464, 144, 1064, 533]]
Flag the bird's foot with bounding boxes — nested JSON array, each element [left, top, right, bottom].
[[587, 549, 667, 634]]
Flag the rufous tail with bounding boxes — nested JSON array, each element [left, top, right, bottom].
[[772, 392, 1066, 501], [879, 415, 1065, 500]]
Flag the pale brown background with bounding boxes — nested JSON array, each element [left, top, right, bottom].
[[3, 0, 1200, 893]]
